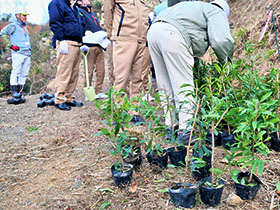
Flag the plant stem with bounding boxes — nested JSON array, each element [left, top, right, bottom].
[[249, 101, 260, 183], [164, 88, 177, 151], [222, 77, 231, 135], [184, 99, 201, 188]]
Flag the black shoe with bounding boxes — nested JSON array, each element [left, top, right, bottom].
[[66, 100, 83, 107], [37, 99, 48, 108], [7, 97, 21, 105], [131, 115, 144, 125], [177, 131, 196, 146], [46, 98, 55, 106], [19, 97, 26, 104], [47, 93, 55, 99], [55, 103, 71, 111], [39, 93, 48, 100], [13, 92, 22, 99]]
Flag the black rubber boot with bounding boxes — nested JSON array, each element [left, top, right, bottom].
[[10, 85, 17, 94]]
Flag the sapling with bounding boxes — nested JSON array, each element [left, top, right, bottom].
[[229, 94, 278, 184], [183, 97, 201, 187], [205, 67, 230, 186], [163, 88, 178, 151], [95, 87, 134, 171]]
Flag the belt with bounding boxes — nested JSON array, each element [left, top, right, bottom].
[[155, 20, 168, 24]]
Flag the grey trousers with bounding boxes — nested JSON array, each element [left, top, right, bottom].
[[147, 22, 194, 130]]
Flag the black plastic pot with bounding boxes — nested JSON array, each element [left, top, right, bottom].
[[221, 132, 238, 150], [167, 146, 186, 167], [270, 132, 280, 152], [193, 146, 212, 164], [198, 177, 225, 207], [234, 172, 262, 200], [123, 146, 142, 170], [205, 132, 221, 147], [111, 163, 133, 188], [169, 182, 197, 209], [191, 161, 211, 181], [146, 149, 168, 170]]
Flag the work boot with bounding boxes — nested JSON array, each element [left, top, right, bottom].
[[46, 98, 55, 106], [7, 97, 21, 105], [55, 103, 71, 111], [10, 85, 17, 95], [13, 92, 22, 99], [19, 97, 26, 104], [37, 99, 48, 108], [39, 93, 48, 100], [66, 100, 83, 107]]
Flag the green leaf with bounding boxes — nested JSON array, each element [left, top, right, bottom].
[[99, 201, 110, 209], [276, 181, 280, 191], [154, 178, 165, 183], [99, 188, 114, 193], [257, 160, 264, 176], [157, 188, 169, 193], [260, 92, 272, 102]]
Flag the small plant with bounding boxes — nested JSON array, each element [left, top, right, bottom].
[[95, 87, 134, 171], [229, 93, 278, 184]]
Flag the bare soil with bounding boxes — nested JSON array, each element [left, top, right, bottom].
[[1, 1, 280, 209]]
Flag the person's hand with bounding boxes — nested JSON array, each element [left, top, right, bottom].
[[80, 45, 89, 54], [10, 45, 20, 51], [60, 40, 68, 54]]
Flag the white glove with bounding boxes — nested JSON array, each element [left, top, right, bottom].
[[60, 40, 68, 54], [80, 45, 89, 53]]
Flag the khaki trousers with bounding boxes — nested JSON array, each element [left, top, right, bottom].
[[113, 40, 145, 101], [55, 40, 81, 104], [107, 44, 114, 86], [84, 46, 105, 94], [142, 46, 152, 92], [147, 22, 194, 130]]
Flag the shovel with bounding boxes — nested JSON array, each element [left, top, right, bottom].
[[80, 45, 96, 101]]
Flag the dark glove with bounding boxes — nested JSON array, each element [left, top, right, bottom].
[[10, 45, 20, 51]]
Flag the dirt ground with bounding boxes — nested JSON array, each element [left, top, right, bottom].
[[0, 70, 280, 210], [1, 0, 280, 209]]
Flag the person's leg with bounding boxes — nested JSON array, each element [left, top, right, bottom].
[[55, 41, 79, 104], [160, 23, 194, 130], [17, 55, 31, 92], [131, 42, 145, 100], [94, 47, 105, 94], [10, 53, 25, 91], [107, 44, 114, 87], [64, 43, 81, 102], [142, 46, 151, 92], [113, 40, 137, 94], [147, 22, 177, 127]]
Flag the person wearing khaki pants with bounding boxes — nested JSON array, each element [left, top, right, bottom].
[[104, 0, 149, 124], [76, 0, 108, 100], [48, 0, 84, 111], [85, 46, 106, 99], [55, 40, 81, 104]]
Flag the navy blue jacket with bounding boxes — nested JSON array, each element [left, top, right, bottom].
[[77, 6, 104, 47], [48, 0, 84, 43]]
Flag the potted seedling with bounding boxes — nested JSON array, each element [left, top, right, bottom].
[[168, 95, 201, 209], [197, 67, 230, 207], [160, 88, 187, 167], [122, 128, 144, 170], [265, 68, 280, 151], [229, 93, 278, 200], [95, 87, 135, 187], [140, 93, 168, 172]]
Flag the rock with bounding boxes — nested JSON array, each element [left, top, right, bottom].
[[226, 193, 243, 206]]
